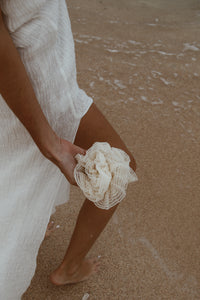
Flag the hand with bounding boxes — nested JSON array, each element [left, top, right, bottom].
[[45, 137, 86, 186]]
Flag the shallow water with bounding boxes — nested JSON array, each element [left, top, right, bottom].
[[71, 0, 200, 145]]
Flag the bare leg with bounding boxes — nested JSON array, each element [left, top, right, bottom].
[[50, 103, 137, 285]]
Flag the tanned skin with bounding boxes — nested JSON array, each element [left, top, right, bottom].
[[0, 8, 137, 284]]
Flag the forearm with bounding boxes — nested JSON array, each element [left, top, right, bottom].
[[0, 13, 59, 157]]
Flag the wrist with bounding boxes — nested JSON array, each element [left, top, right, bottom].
[[37, 131, 62, 163]]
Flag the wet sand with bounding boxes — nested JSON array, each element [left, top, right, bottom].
[[23, 0, 200, 299]]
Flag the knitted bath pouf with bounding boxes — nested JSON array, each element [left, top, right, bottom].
[[74, 142, 138, 209]]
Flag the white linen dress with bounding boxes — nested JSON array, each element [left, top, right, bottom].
[[0, 1, 93, 299]]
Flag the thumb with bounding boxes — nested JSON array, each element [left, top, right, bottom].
[[73, 144, 87, 156]]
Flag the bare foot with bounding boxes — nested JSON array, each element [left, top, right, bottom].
[[50, 257, 100, 285], [45, 221, 56, 238]]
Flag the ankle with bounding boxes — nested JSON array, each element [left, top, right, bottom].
[[60, 258, 84, 276]]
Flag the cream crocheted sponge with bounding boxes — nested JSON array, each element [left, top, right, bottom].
[[74, 142, 138, 210]]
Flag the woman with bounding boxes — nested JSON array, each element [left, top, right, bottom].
[[0, 0, 137, 299]]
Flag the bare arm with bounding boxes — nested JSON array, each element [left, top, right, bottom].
[[0, 9, 59, 157], [0, 9, 85, 185]]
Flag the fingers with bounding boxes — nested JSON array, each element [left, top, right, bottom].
[[70, 145, 86, 187], [56, 140, 86, 186], [70, 179, 78, 187]]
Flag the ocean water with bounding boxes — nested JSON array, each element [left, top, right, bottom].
[[70, 0, 200, 144]]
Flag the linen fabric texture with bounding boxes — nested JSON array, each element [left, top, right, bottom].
[[0, 0, 93, 299]]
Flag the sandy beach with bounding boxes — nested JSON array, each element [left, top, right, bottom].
[[23, 0, 200, 299]]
